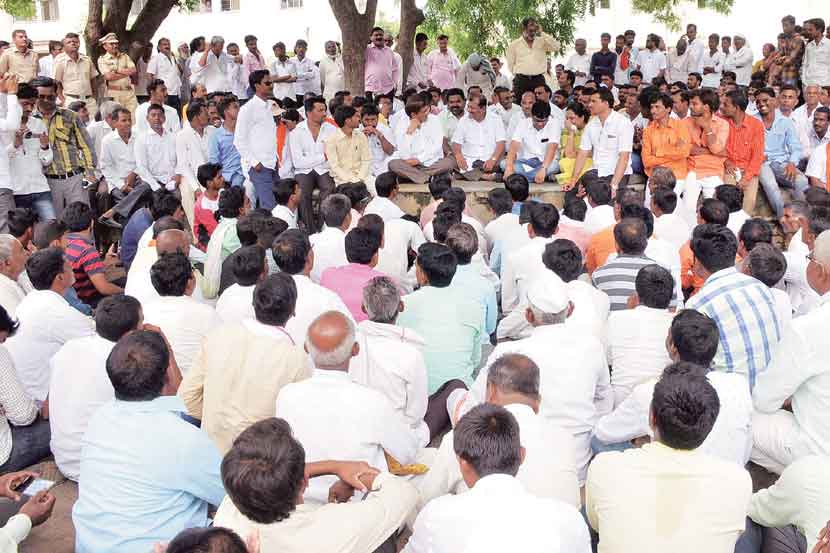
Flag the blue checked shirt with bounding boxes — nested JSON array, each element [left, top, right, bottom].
[[686, 267, 782, 390]]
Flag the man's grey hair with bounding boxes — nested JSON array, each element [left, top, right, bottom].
[[486, 353, 541, 399], [445, 222, 478, 265], [363, 276, 400, 323], [211, 36, 225, 45], [528, 302, 568, 325], [0, 234, 16, 264], [99, 100, 122, 121], [305, 314, 356, 368]]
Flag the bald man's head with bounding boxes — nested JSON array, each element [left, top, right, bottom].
[[305, 311, 357, 370], [155, 229, 189, 256]]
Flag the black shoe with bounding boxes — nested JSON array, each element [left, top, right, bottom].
[[98, 215, 122, 229]]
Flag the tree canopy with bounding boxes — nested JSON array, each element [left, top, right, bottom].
[[422, 0, 735, 60]]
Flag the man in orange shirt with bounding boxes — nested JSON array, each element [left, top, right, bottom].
[[722, 90, 765, 214], [641, 93, 692, 180], [681, 88, 730, 225], [585, 187, 643, 273]]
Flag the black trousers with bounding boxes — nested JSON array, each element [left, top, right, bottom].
[[111, 181, 153, 221], [165, 95, 181, 113], [512, 73, 546, 103], [295, 170, 336, 233], [424, 379, 468, 443]]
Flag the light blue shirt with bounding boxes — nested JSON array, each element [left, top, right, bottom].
[[397, 285, 482, 394], [208, 126, 244, 183], [73, 396, 225, 553], [755, 111, 802, 165], [450, 263, 497, 342]]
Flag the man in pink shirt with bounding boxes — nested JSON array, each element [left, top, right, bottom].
[[365, 26, 399, 97], [242, 34, 265, 75], [427, 34, 461, 91], [554, 197, 591, 257], [320, 226, 389, 322]]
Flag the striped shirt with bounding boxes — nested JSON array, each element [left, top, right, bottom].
[[592, 255, 676, 312], [65, 233, 105, 305], [34, 108, 96, 176], [686, 267, 782, 389], [0, 345, 38, 465]]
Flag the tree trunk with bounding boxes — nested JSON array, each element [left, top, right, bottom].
[[329, 0, 377, 94], [84, 0, 180, 67], [396, 0, 424, 90]]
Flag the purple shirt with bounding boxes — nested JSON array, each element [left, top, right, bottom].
[[320, 263, 388, 322], [364, 45, 399, 94], [243, 51, 265, 75]]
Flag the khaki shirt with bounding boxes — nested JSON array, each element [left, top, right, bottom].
[[505, 32, 560, 77], [97, 52, 134, 91], [324, 128, 372, 185], [54, 54, 99, 97], [0, 49, 38, 82]]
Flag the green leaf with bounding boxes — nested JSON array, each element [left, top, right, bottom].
[[0, 0, 36, 20]]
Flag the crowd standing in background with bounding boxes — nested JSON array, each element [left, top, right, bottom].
[[0, 11, 826, 553]]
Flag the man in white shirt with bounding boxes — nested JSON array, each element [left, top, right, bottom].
[[507, 90, 535, 139], [48, 294, 141, 481], [215, 245, 267, 325], [751, 229, 830, 474], [190, 36, 231, 94], [276, 311, 419, 505], [637, 34, 667, 84], [225, 43, 247, 101], [37, 40, 61, 78], [134, 79, 181, 135], [407, 33, 429, 91], [271, 177, 299, 229], [214, 418, 417, 553], [272, 228, 353, 344], [134, 103, 178, 193], [417, 353, 580, 515], [684, 24, 706, 74], [652, 187, 691, 250], [483, 189, 519, 257], [0, 234, 27, 316], [388, 96, 456, 184], [142, 252, 220, 374], [99, 108, 156, 226], [451, 96, 505, 182], [405, 403, 591, 553], [85, 100, 119, 171], [319, 41, 345, 102], [291, 40, 317, 103], [565, 39, 590, 87], [568, 88, 634, 192], [587, 365, 752, 553], [146, 37, 182, 111], [724, 34, 753, 86], [7, 248, 95, 401], [488, 86, 522, 129], [500, 202, 560, 316], [360, 103, 395, 179], [607, 264, 674, 406], [701, 33, 726, 89], [595, 310, 753, 467], [7, 85, 54, 222], [351, 276, 430, 446], [803, 18, 830, 87], [290, 96, 338, 231], [235, 69, 278, 211], [462, 271, 612, 482], [307, 194, 351, 283], [270, 42, 296, 102], [363, 173, 404, 222], [176, 100, 215, 225], [503, 100, 561, 184]]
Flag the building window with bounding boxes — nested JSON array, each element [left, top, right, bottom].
[[40, 0, 59, 20], [697, 0, 707, 7], [197, 0, 212, 12], [281, 0, 303, 9], [221, 0, 240, 10], [598, 0, 610, 8]]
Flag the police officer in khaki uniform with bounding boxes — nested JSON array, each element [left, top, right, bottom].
[[55, 32, 100, 119], [96, 33, 138, 114]]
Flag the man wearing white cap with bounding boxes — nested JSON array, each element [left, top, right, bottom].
[[456, 270, 612, 483], [751, 229, 830, 474], [724, 34, 753, 86], [97, 33, 138, 114]]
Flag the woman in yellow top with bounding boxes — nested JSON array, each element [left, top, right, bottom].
[[556, 102, 592, 184]]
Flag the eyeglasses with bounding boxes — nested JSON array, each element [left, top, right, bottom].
[[37, 94, 56, 100]]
